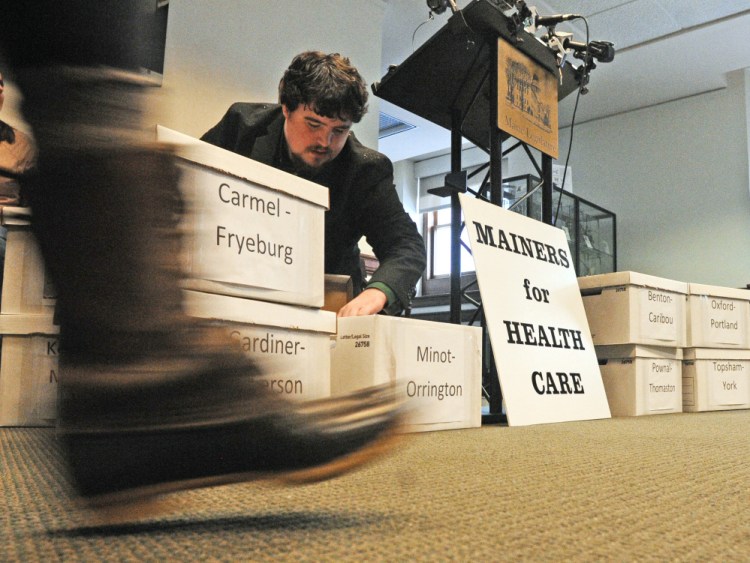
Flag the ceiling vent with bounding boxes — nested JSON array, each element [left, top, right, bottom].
[[378, 112, 416, 139]]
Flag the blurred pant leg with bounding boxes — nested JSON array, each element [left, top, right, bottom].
[[0, 2, 403, 505], [0, 1, 187, 360]]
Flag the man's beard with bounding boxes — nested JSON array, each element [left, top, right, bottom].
[[288, 147, 331, 179]]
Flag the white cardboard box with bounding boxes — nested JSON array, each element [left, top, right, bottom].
[[578, 271, 688, 347], [686, 283, 750, 348], [596, 344, 683, 417], [0, 314, 59, 426], [157, 126, 329, 308], [682, 348, 750, 412], [1, 207, 56, 315], [331, 315, 482, 432], [184, 290, 335, 401]]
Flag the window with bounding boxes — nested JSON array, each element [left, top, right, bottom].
[[418, 161, 496, 295], [425, 207, 475, 277]]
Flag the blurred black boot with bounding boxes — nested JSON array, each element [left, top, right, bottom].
[[18, 68, 403, 507]]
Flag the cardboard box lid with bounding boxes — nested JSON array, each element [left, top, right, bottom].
[[683, 348, 750, 361], [156, 125, 329, 209], [184, 290, 336, 334], [688, 283, 750, 301], [342, 312, 483, 335], [0, 206, 31, 227], [578, 271, 688, 294], [595, 344, 683, 361], [0, 314, 59, 335]]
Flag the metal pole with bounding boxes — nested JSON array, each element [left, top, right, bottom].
[[490, 39, 503, 205], [449, 109, 462, 324], [542, 153, 553, 225]]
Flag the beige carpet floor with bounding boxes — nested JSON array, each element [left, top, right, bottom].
[[2, 410, 749, 561]]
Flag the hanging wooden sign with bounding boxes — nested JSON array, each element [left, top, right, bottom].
[[497, 37, 559, 158]]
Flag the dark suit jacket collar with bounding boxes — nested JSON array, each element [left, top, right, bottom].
[[249, 110, 284, 167]]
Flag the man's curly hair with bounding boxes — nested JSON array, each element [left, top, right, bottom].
[[278, 51, 368, 123]]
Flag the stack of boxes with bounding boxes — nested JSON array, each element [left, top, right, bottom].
[[579, 271, 750, 416], [0, 128, 336, 426], [682, 284, 750, 412], [164, 126, 483, 431], [579, 271, 686, 417], [0, 127, 483, 432], [0, 207, 59, 426], [158, 126, 337, 403]]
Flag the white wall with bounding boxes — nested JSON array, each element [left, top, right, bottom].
[[147, 0, 386, 149], [405, 67, 750, 289], [1, 0, 387, 148], [556, 69, 750, 288], [745, 68, 750, 195]]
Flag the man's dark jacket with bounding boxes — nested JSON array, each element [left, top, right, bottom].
[[201, 103, 426, 314]]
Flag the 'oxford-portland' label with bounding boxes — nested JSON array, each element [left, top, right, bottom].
[[700, 297, 746, 346]]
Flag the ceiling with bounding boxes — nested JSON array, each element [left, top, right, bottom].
[[377, 0, 750, 162]]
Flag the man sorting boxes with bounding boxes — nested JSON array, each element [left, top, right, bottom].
[[0, 0, 414, 511], [201, 51, 426, 317], [198, 51, 481, 431]]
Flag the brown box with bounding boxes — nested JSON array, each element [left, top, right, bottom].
[[322, 274, 353, 314]]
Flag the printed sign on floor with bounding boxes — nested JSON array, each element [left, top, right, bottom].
[[460, 193, 610, 426]]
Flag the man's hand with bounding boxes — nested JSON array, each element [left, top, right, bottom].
[[337, 287, 387, 317]]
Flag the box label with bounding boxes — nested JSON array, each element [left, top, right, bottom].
[[229, 326, 330, 400], [184, 165, 322, 294], [707, 360, 749, 406], [644, 359, 680, 412], [397, 323, 468, 425], [639, 289, 681, 342], [697, 296, 746, 346]]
